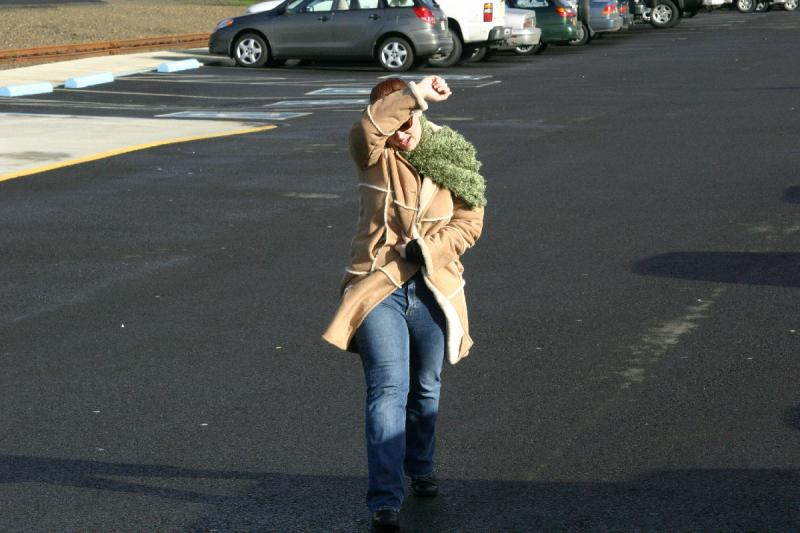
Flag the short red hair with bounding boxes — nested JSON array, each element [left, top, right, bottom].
[[370, 78, 408, 104]]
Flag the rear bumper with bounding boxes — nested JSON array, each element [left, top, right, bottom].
[[590, 15, 624, 33], [488, 25, 513, 43], [406, 28, 454, 58], [502, 27, 542, 47], [539, 20, 579, 42]]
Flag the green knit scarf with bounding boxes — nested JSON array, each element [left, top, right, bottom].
[[400, 116, 487, 208]]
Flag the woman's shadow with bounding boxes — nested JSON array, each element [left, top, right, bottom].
[[4, 454, 800, 531]]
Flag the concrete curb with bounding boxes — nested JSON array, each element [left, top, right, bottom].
[[0, 82, 53, 97], [157, 59, 202, 73], [64, 72, 115, 89]]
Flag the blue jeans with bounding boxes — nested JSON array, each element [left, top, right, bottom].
[[355, 273, 447, 512]]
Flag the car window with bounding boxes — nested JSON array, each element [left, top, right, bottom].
[[385, 0, 415, 7], [287, 0, 334, 13], [335, 0, 381, 9]]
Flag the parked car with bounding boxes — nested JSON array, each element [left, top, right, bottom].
[[630, 0, 703, 27], [571, 0, 623, 46], [618, 0, 634, 28], [506, 0, 578, 55], [731, 0, 797, 11], [482, 6, 542, 59], [209, 0, 453, 72], [427, 0, 512, 67], [246, 0, 284, 13]]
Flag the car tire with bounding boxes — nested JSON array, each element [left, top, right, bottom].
[[463, 45, 488, 62], [378, 36, 415, 72], [233, 33, 270, 68], [735, 0, 757, 11], [784, 0, 798, 10], [427, 28, 463, 68], [569, 21, 591, 45], [755, 0, 770, 10], [515, 42, 547, 55], [650, 0, 680, 28]]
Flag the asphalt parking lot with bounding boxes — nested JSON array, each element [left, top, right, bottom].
[[2, 10, 800, 532]]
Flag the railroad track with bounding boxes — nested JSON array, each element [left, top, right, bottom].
[[0, 33, 211, 67]]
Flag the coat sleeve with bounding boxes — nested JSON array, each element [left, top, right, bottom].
[[349, 82, 429, 170], [416, 196, 484, 274]]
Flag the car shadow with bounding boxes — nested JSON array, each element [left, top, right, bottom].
[[783, 404, 800, 432], [632, 251, 800, 287], [783, 185, 800, 204], [2, 454, 800, 530]]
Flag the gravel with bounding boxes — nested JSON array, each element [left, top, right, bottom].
[[0, 0, 249, 50]]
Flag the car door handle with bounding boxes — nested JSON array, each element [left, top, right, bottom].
[[318, 15, 329, 21], [369, 13, 381, 20]]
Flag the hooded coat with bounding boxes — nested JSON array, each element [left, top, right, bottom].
[[322, 82, 484, 365]]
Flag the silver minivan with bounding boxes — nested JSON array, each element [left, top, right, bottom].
[[209, 0, 453, 71]]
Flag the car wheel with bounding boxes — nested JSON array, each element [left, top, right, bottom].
[[650, 0, 680, 28], [735, 0, 756, 11], [784, 0, 798, 10], [233, 33, 270, 68], [427, 28, 463, 68], [755, 0, 770, 10], [515, 42, 546, 55], [463, 45, 488, 62], [569, 21, 591, 45], [378, 36, 415, 72]]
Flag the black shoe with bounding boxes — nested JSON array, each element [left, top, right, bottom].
[[371, 509, 400, 532], [410, 473, 439, 497]]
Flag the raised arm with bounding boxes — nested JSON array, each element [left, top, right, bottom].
[[349, 76, 452, 169]]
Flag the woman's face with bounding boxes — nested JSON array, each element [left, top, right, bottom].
[[387, 114, 422, 152]]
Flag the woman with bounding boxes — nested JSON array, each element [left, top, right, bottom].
[[323, 75, 485, 532]]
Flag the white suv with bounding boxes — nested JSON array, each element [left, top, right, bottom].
[[428, 0, 512, 67]]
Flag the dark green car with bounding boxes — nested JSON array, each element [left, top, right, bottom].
[[506, 0, 579, 54]]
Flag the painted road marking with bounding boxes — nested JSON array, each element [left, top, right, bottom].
[[306, 87, 371, 96], [54, 89, 288, 101], [265, 99, 368, 108], [0, 113, 277, 183], [380, 74, 492, 81], [157, 111, 310, 121]]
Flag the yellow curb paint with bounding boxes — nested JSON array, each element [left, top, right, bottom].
[[0, 124, 277, 183]]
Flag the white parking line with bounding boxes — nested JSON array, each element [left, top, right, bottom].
[[265, 99, 368, 108], [306, 87, 372, 96], [54, 89, 290, 100], [157, 111, 310, 121], [121, 76, 360, 86], [380, 74, 493, 81]]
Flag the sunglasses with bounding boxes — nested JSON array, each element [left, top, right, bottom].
[[397, 115, 414, 132]]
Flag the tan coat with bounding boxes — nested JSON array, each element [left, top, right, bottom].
[[322, 83, 484, 365]]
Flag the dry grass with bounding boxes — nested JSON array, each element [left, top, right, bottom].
[[0, 0, 251, 50]]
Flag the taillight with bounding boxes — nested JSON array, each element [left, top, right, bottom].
[[413, 6, 437, 24], [619, 3, 628, 11], [555, 6, 575, 16], [603, 3, 617, 14], [484, 3, 493, 22], [523, 16, 533, 28]]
